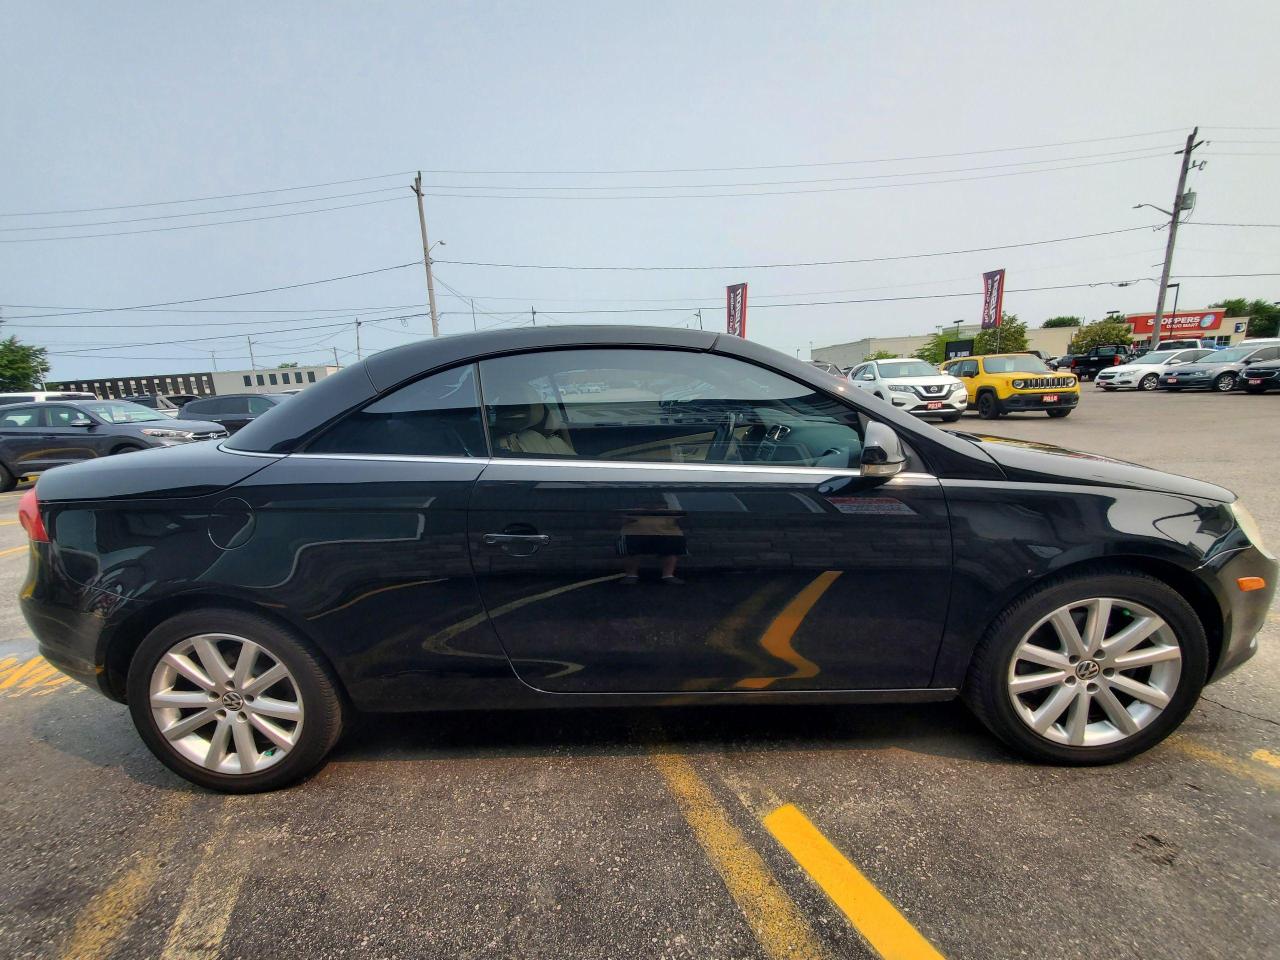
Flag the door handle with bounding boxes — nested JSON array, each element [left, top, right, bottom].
[[482, 533, 551, 546]]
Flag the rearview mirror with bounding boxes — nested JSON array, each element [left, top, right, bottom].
[[860, 422, 906, 478]]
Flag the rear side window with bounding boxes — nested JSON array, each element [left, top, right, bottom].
[[0, 406, 40, 427], [307, 365, 486, 457]]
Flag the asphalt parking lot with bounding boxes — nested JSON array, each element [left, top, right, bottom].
[[0, 388, 1277, 960]]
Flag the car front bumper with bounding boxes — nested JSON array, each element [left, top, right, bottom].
[[997, 392, 1080, 412], [888, 392, 969, 415], [1206, 545, 1278, 682]]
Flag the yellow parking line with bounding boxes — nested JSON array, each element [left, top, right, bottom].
[[649, 751, 826, 959], [159, 809, 244, 960], [1167, 737, 1280, 790], [0, 544, 29, 559], [764, 804, 946, 960], [17, 662, 59, 688], [0, 657, 46, 689], [1251, 748, 1280, 770], [0, 519, 19, 525]]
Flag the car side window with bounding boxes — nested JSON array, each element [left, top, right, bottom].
[[307, 364, 486, 457], [0, 406, 41, 428], [848, 364, 864, 380], [247, 396, 277, 415], [477, 348, 864, 468], [859, 366, 876, 381], [1254, 346, 1280, 361], [44, 406, 87, 427], [955, 360, 978, 377]]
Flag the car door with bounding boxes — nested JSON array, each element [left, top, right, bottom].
[[37, 404, 104, 467], [0, 405, 50, 473], [952, 358, 979, 403], [468, 347, 952, 694]]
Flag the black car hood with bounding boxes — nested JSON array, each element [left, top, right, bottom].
[[958, 433, 1234, 502]]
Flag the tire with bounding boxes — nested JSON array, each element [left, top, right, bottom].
[[1046, 409, 1072, 418], [963, 569, 1207, 765], [977, 392, 1000, 419], [110, 443, 146, 456], [127, 608, 346, 793], [1139, 374, 1159, 391], [1213, 372, 1237, 393], [0, 464, 15, 493]]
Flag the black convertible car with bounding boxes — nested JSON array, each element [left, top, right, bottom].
[[18, 326, 1276, 792]]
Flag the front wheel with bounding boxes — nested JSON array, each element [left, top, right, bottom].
[[127, 608, 346, 792], [963, 569, 1207, 764], [0, 464, 15, 493], [1214, 372, 1237, 392], [977, 392, 1000, 419], [1139, 374, 1159, 391]]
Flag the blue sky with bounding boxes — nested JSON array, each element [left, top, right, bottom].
[[4, 1, 1278, 380]]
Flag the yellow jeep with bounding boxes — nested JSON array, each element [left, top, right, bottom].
[[940, 353, 1080, 419]]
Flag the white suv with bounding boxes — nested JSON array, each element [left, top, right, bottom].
[[847, 357, 968, 421], [0, 391, 96, 405], [1095, 347, 1215, 391]]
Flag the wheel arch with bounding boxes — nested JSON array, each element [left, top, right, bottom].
[[946, 555, 1225, 689], [101, 591, 350, 704]]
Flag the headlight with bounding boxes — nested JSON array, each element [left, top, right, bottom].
[[141, 428, 196, 441], [888, 384, 914, 393], [1012, 379, 1025, 389], [1231, 501, 1275, 560], [951, 384, 967, 395]]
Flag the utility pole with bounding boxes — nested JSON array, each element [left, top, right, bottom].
[[471, 298, 477, 332], [1149, 127, 1203, 349], [696, 309, 703, 330], [246, 337, 257, 371], [332, 347, 341, 369], [355, 319, 363, 360], [210, 350, 218, 371], [531, 307, 537, 327], [410, 172, 441, 337]]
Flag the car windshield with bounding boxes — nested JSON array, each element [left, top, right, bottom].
[[876, 360, 937, 378], [983, 355, 1051, 374], [80, 401, 169, 423], [1204, 346, 1254, 363]]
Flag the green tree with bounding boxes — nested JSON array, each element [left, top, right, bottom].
[[1042, 316, 1082, 328], [914, 329, 964, 364], [973, 314, 1028, 355], [863, 349, 898, 361], [1069, 319, 1133, 353], [277, 361, 300, 368], [0, 336, 50, 391], [1210, 298, 1280, 340]]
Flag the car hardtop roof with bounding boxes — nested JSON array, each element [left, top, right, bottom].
[[873, 356, 934, 364]]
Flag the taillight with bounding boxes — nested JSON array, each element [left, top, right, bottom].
[[17, 488, 48, 542], [1113, 355, 1122, 365]]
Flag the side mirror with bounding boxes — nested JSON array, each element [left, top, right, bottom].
[[1242, 357, 1257, 365], [69, 416, 93, 427], [860, 422, 906, 478]]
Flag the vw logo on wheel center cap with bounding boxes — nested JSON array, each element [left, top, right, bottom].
[[221, 691, 245, 710], [1075, 660, 1101, 681]]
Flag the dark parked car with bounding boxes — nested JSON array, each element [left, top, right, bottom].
[[119, 394, 181, 416], [1159, 340, 1280, 392], [1068, 344, 1133, 381], [19, 326, 1275, 792], [178, 392, 288, 433], [1241, 359, 1280, 394], [0, 399, 227, 491]]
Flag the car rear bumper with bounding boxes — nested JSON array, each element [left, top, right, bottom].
[[18, 542, 123, 701], [1207, 545, 1278, 682], [998, 392, 1080, 412]]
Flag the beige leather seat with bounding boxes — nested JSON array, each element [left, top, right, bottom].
[[491, 384, 575, 456]]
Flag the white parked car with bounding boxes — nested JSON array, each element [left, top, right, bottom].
[[847, 357, 968, 421], [1095, 347, 1215, 392]]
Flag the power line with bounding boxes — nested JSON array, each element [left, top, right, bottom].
[[435, 225, 1159, 272], [0, 196, 408, 244], [0, 187, 405, 232], [0, 171, 413, 218], [411, 128, 1188, 175], [2, 262, 422, 320]]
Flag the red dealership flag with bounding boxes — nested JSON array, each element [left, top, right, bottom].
[[980, 269, 1005, 330], [726, 283, 748, 338]]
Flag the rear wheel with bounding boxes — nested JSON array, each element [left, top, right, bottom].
[[127, 608, 345, 792], [1139, 373, 1159, 391], [964, 570, 1206, 764], [1046, 409, 1072, 418], [0, 464, 15, 493], [977, 392, 1000, 419], [1214, 372, 1237, 392]]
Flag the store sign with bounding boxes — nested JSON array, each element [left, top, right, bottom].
[[980, 270, 1005, 330], [1127, 310, 1224, 336], [945, 338, 975, 360], [726, 283, 748, 338]]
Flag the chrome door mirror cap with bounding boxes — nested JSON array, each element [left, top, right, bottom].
[[860, 421, 906, 478]]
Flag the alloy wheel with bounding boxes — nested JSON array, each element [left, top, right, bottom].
[[1006, 598, 1182, 747], [149, 633, 304, 775], [1140, 374, 1158, 391], [1215, 373, 1236, 392]]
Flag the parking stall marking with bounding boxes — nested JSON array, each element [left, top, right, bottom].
[[648, 750, 828, 960], [159, 807, 245, 960], [1250, 748, 1280, 770], [764, 804, 946, 960], [1167, 737, 1280, 790], [0, 655, 74, 698], [0, 544, 29, 559]]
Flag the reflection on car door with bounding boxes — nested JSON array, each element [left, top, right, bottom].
[[468, 348, 952, 694]]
